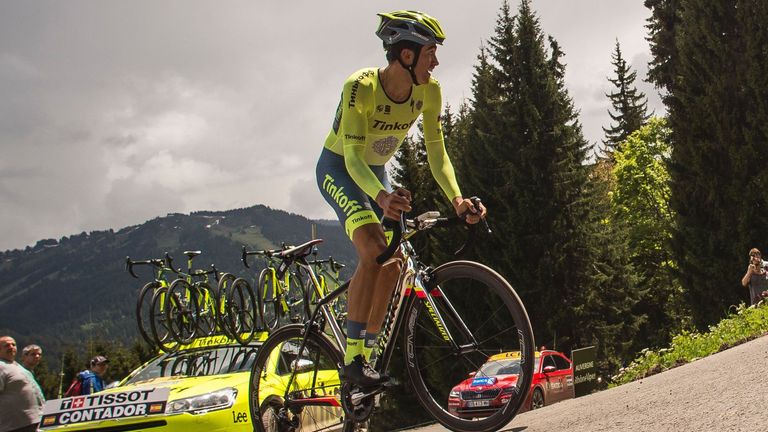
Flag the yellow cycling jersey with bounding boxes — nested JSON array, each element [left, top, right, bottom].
[[323, 67, 461, 201]]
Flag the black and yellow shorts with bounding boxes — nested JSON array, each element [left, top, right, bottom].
[[316, 148, 391, 240]]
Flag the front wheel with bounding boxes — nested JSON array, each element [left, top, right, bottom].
[[403, 260, 535, 432], [148, 287, 178, 353], [249, 324, 357, 432], [136, 281, 161, 347]]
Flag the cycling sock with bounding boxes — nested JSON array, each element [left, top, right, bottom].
[[345, 320, 367, 365], [363, 331, 378, 362]]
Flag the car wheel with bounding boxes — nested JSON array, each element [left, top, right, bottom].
[[531, 388, 545, 410]]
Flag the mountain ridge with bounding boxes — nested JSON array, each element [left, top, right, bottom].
[[0, 204, 354, 362]]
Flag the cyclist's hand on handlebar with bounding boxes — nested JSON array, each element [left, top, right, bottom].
[[453, 197, 487, 225], [376, 188, 412, 220]]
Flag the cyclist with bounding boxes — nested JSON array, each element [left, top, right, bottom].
[[315, 10, 486, 387]]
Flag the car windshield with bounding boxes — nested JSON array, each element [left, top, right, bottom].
[[477, 356, 541, 377], [124, 345, 259, 385]]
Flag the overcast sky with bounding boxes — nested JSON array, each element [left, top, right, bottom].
[[0, 0, 664, 252]]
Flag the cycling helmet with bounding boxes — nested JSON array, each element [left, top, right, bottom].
[[376, 10, 446, 47], [376, 10, 445, 84]]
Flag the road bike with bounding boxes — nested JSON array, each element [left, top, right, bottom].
[[149, 251, 220, 351], [248, 201, 536, 432], [126, 253, 177, 348], [242, 246, 311, 332], [216, 270, 260, 345]]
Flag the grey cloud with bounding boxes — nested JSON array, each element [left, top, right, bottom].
[[0, 0, 658, 250]]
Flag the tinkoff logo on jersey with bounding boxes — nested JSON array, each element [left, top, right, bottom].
[[41, 388, 170, 427], [372, 119, 415, 131], [323, 175, 363, 216], [348, 70, 374, 108]]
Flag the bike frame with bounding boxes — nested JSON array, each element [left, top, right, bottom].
[[275, 217, 480, 399]]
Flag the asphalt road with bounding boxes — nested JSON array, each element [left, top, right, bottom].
[[408, 333, 768, 432]]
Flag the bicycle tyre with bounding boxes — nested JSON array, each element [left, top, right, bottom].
[[194, 281, 218, 337], [136, 281, 161, 347], [148, 287, 178, 353], [226, 277, 258, 345], [257, 268, 280, 332], [402, 260, 535, 432], [249, 324, 358, 432], [166, 279, 200, 345], [216, 272, 238, 338]]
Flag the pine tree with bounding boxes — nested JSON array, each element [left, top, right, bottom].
[[644, 0, 683, 100], [458, 1, 641, 373], [666, 0, 767, 328], [602, 40, 651, 153]]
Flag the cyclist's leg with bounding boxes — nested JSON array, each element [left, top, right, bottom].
[[363, 250, 401, 361], [359, 165, 399, 362], [348, 223, 388, 354], [316, 149, 388, 385]]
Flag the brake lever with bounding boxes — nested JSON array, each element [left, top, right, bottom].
[[469, 196, 492, 234]]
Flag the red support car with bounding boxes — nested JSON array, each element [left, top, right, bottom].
[[448, 350, 575, 418]]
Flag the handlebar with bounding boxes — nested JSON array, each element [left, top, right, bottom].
[[375, 196, 490, 264], [307, 256, 346, 272], [376, 213, 405, 265], [125, 255, 171, 279], [242, 245, 284, 268]]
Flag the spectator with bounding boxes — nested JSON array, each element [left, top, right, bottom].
[[0, 336, 44, 432], [79, 355, 109, 395], [20, 345, 42, 374], [741, 248, 768, 306]]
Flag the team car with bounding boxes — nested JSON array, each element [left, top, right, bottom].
[[40, 334, 347, 431], [447, 350, 575, 418]]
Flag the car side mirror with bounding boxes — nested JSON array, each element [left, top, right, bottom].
[[467, 371, 476, 378], [293, 358, 315, 374], [543, 366, 556, 373]]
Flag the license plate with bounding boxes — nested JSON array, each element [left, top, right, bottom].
[[467, 400, 490, 408]]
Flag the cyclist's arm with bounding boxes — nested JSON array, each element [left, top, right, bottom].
[[423, 80, 462, 203], [341, 78, 387, 200]]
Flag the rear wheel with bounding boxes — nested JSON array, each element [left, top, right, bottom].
[[194, 282, 218, 337], [258, 268, 281, 332], [226, 277, 258, 345], [216, 273, 238, 338], [403, 260, 535, 432], [166, 279, 199, 344], [283, 272, 309, 326], [249, 325, 357, 432]]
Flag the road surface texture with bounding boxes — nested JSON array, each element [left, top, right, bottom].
[[408, 334, 768, 432]]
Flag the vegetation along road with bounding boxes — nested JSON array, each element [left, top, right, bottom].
[[410, 334, 768, 432]]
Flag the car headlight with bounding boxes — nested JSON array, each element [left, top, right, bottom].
[[166, 387, 238, 415], [449, 390, 460, 399], [501, 386, 518, 395]]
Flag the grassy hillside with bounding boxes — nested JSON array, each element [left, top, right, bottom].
[[611, 301, 768, 386]]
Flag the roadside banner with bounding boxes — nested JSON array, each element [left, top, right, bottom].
[[571, 346, 597, 397], [40, 387, 170, 428]]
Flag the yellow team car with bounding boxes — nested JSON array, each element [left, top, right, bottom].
[[40, 334, 347, 431]]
